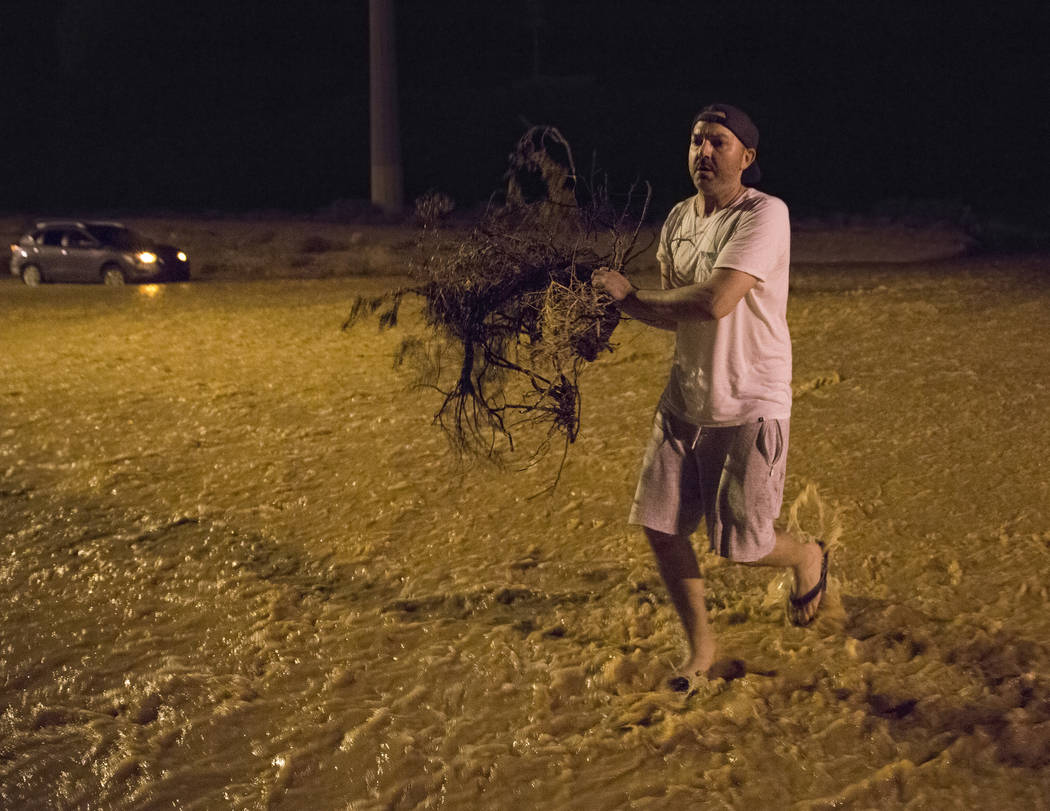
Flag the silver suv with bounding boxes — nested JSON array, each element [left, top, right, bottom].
[[9, 220, 190, 286]]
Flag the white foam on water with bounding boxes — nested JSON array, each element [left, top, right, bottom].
[[2, 273, 1050, 808]]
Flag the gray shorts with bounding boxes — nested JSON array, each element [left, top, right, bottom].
[[628, 409, 789, 562]]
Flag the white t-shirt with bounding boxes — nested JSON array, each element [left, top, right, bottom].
[[655, 186, 792, 426]]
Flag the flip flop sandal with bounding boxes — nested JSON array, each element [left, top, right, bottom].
[[668, 674, 696, 693], [789, 541, 828, 627]]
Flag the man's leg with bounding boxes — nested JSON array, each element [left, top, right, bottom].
[[645, 528, 716, 676], [714, 419, 825, 624], [741, 528, 825, 624]]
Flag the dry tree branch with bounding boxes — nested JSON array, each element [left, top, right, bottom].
[[343, 125, 652, 471]]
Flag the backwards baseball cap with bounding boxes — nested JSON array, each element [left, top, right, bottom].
[[692, 103, 761, 185]]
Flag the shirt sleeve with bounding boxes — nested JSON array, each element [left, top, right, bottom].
[[655, 200, 691, 289], [655, 207, 675, 268], [714, 196, 790, 282]]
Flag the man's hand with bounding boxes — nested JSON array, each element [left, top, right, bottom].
[[591, 267, 636, 302]]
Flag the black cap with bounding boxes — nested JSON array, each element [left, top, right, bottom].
[[692, 103, 761, 185]]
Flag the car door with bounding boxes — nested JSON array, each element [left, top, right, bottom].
[[62, 229, 106, 282], [34, 229, 68, 280]]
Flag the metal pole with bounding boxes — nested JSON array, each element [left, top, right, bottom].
[[369, 0, 403, 213]]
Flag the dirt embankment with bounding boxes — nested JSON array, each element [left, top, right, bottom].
[[3, 213, 982, 285]]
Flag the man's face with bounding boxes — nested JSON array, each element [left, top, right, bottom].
[[688, 120, 755, 193]]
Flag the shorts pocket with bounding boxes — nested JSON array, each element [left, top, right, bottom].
[[756, 418, 784, 474]]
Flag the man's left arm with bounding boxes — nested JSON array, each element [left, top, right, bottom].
[[594, 266, 758, 323]]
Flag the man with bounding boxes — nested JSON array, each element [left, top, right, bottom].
[[592, 103, 828, 689]]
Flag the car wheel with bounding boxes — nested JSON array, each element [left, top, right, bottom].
[[21, 265, 42, 286], [102, 266, 126, 286]]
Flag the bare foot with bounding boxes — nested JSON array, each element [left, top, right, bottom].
[[668, 637, 716, 692], [790, 542, 827, 625]]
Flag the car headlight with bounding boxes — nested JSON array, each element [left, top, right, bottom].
[[177, 251, 188, 262], [136, 251, 157, 264]]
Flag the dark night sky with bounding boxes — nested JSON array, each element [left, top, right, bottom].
[[1, 1, 1047, 221]]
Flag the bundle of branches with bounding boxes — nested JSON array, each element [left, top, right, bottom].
[[345, 125, 651, 467]]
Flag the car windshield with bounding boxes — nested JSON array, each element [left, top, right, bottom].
[[84, 225, 150, 249]]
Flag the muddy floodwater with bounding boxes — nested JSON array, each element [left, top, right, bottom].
[[2, 257, 1050, 809]]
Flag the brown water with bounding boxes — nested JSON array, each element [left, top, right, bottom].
[[2, 265, 1049, 809]]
